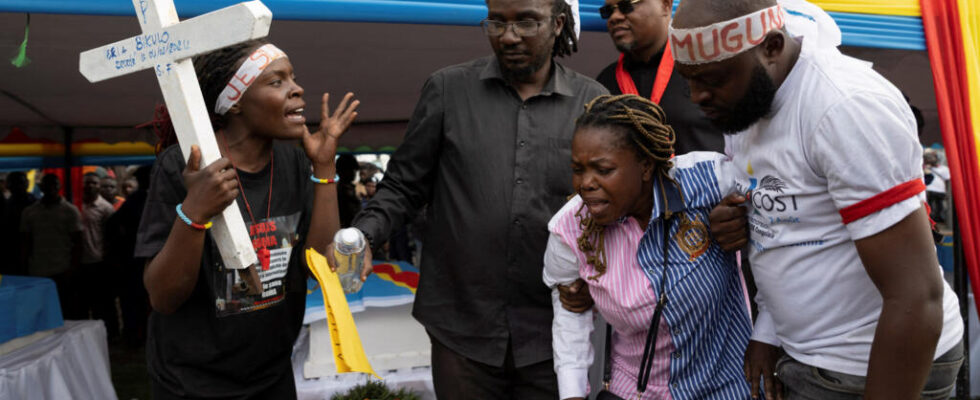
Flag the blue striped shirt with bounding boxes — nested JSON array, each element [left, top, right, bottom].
[[638, 152, 754, 399]]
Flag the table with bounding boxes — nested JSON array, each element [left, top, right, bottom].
[[0, 275, 63, 346], [292, 315, 435, 400], [0, 321, 117, 400], [295, 261, 434, 399]]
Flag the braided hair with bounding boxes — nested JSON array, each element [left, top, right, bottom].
[[552, 0, 578, 58], [574, 94, 677, 280], [193, 39, 269, 129], [147, 39, 268, 152]]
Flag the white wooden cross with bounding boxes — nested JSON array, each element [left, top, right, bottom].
[[79, 0, 273, 270]]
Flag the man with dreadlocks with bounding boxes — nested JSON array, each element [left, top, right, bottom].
[[347, 0, 606, 396], [544, 94, 752, 400], [670, 0, 964, 398]]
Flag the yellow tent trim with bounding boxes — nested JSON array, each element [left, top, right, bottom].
[[959, 0, 980, 160], [809, 1, 920, 17], [0, 141, 155, 157]]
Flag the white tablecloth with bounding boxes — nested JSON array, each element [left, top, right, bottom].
[[0, 320, 117, 400], [293, 303, 435, 400], [292, 325, 436, 400]]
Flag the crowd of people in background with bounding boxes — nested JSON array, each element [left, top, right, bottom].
[[335, 157, 420, 264], [0, 151, 442, 352], [0, 166, 152, 347]]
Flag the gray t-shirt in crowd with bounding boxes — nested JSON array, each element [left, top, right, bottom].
[[20, 198, 82, 277]]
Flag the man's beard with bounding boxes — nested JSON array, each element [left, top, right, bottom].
[[498, 39, 553, 81], [711, 64, 778, 134], [614, 39, 634, 55]]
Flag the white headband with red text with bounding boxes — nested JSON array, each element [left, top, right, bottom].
[[214, 44, 288, 115], [669, 5, 786, 65]]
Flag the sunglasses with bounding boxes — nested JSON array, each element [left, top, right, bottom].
[[599, 0, 643, 19]]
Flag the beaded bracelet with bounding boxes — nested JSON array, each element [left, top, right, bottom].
[[310, 174, 340, 184], [176, 203, 213, 230]]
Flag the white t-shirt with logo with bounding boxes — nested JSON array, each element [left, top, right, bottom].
[[725, 40, 963, 376], [926, 165, 949, 194]]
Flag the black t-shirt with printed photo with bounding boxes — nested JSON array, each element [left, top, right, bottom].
[[135, 142, 313, 398]]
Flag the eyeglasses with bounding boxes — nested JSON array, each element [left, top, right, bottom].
[[480, 19, 549, 37], [598, 0, 643, 19]]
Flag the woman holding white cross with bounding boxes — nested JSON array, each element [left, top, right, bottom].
[[134, 39, 361, 399]]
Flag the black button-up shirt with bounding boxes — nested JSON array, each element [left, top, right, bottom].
[[596, 47, 725, 154], [353, 55, 607, 367]]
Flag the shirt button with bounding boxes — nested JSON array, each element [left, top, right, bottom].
[[521, 104, 528, 110], [513, 219, 520, 225], [673, 352, 681, 359], [516, 178, 524, 185], [672, 383, 678, 388], [519, 140, 527, 147], [673, 327, 681, 335]]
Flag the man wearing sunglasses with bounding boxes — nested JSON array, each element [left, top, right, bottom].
[[350, 0, 607, 397], [594, 0, 723, 155]]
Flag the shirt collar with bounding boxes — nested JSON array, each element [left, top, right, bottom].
[[650, 174, 687, 222], [480, 55, 574, 97], [622, 44, 667, 69], [770, 37, 806, 114]]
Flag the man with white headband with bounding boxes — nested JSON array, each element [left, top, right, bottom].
[[670, 0, 964, 398], [348, 0, 606, 397]]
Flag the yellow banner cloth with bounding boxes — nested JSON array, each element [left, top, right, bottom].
[[306, 248, 380, 379]]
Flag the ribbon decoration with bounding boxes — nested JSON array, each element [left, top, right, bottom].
[[306, 248, 380, 379], [10, 14, 30, 68]]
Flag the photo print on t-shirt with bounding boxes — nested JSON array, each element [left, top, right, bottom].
[[213, 212, 302, 317]]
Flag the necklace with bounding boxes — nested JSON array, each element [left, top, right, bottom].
[[220, 135, 275, 271]]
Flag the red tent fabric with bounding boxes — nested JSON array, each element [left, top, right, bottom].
[[921, 0, 980, 308]]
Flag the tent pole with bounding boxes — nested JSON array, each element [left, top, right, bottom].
[[953, 202, 970, 399], [62, 127, 72, 201]]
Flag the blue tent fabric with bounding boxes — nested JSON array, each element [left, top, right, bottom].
[[2, 0, 925, 50], [0, 156, 156, 172], [0, 275, 64, 344]]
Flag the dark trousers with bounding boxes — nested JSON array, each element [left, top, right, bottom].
[[119, 260, 149, 346], [50, 270, 85, 320], [151, 369, 297, 400], [777, 341, 964, 400], [80, 262, 119, 338], [429, 334, 558, 400], [927, 191, 946, 224]]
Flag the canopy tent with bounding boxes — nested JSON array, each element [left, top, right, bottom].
[[0, 1, 977, 300], [0, 0, 933, 49], [0, 0, 939, 150]]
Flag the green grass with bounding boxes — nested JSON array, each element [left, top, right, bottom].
[[329, 380, 421, 400]]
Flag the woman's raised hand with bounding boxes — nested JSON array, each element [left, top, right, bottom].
[[303, 92, 360, 171]]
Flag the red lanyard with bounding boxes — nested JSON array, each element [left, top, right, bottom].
[[220, 137, 275, 270], [615, 45, 674, 104]]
